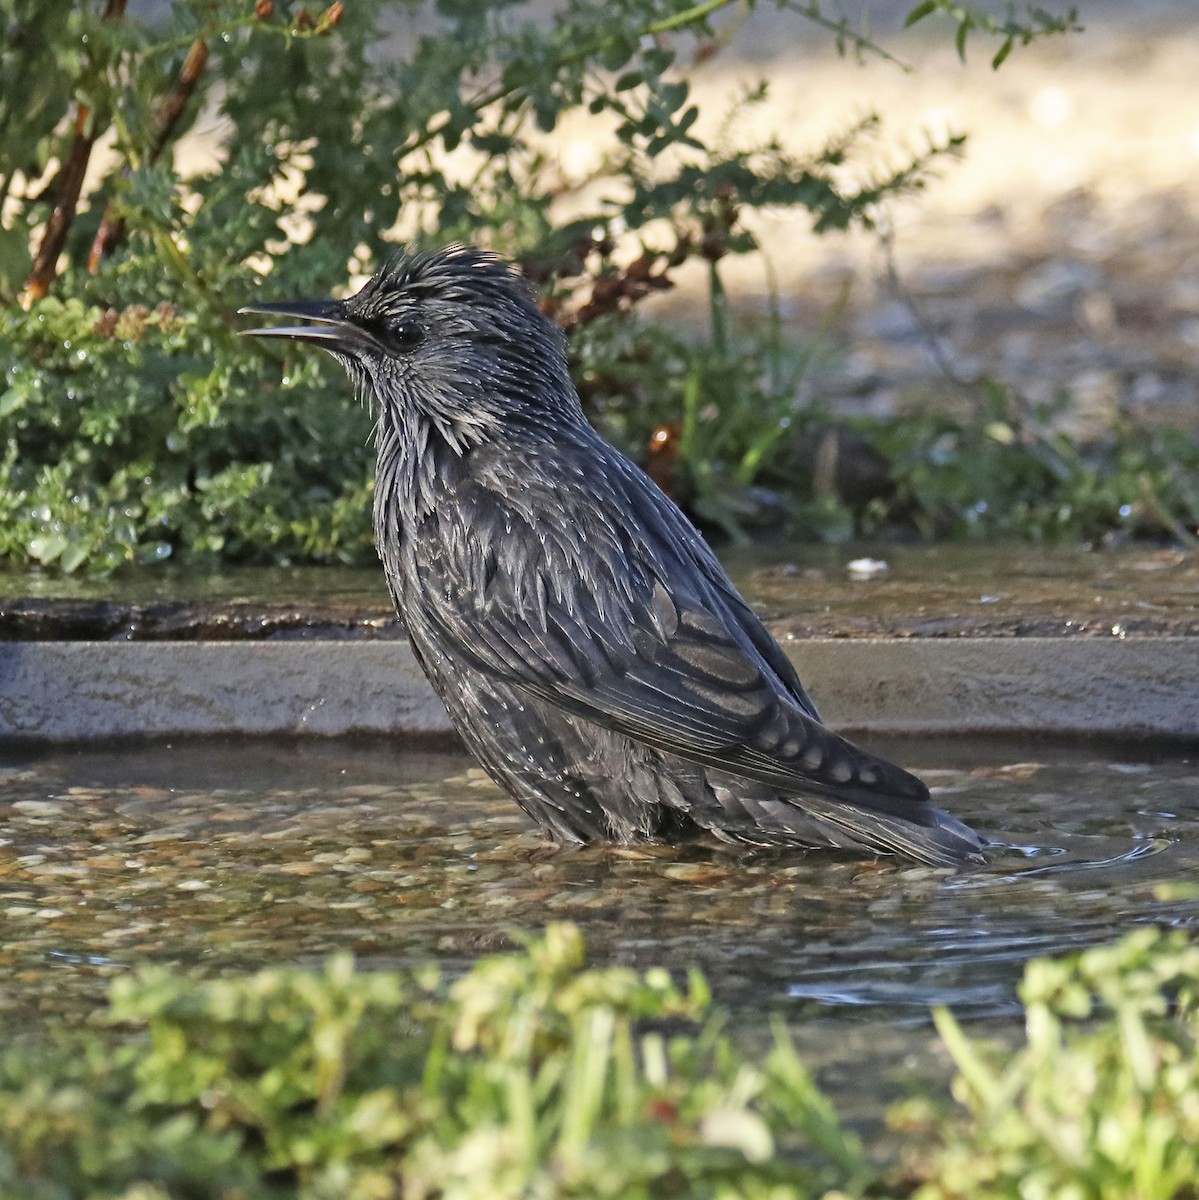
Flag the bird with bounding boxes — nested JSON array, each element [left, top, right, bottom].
[[240, 245, 986, 866]]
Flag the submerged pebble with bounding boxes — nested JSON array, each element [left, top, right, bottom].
[[0, 736, 1194, 1039]]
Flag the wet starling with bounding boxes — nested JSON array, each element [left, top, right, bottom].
[[241, 245, 986, 866]]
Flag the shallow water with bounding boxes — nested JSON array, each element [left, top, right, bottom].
[[1, 734, 1196, 1039]]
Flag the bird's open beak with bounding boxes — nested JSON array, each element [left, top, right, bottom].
[[237, 299, 379, 351]]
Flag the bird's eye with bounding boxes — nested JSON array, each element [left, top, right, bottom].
[[389, 319, 425, 353]]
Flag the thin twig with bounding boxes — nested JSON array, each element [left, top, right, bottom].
[[779, 1, 912, 70], [22, 105, 99, 306], [89, 37, 210, 271], [395, 0, 744, 162], [877, 218, 974, 387], [881, 219, 1199, 549], [21, 0, 127, 305]]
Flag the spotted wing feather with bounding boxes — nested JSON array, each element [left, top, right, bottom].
[[412, 451, 939, 830]]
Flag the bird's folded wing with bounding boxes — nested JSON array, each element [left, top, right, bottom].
[[415, 538, 934, 822]]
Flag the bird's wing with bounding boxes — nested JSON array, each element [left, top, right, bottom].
[[688, 540, 823, 724], [413, 470, 933, 822]]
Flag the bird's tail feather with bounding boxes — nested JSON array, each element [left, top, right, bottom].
[[681, 766, 987, 866], [796, 795, 988, 867]]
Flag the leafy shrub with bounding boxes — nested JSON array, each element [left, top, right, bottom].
[[1, 0, 1086, 573], [1, 925, 1196, 1198], [867, 384, 1199, 545], [908, 927, 1199, 1200], [0, 923, 871, 1199]]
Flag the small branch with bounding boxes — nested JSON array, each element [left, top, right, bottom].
[[90, 37, 210, 271], [555, 250, 680, 329], [903, 1, 1082, 68], [20, 0, 127, 305], [649, 0, 738, 37], [395, 0, 744, 162], [394, 0, 900, 169], [779, 1, 912, 70], [22, 104, 100, 306], [877, 221, 1199, 552], [141, 2, 342, 61], [877, 220, 974, 387], [154, 38, 211, 145]]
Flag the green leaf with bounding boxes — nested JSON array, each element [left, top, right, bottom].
[[660, 80, 689, 113], [28, 532, 68, 564], [642, 46, 674, 75], [59, 541, 92, 573], [600, 35, 635, 72], [904, 1, 938, 27]]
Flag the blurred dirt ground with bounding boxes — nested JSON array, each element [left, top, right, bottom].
[[630, 1, 1199, 436]]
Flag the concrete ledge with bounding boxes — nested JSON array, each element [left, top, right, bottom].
[[798, 637, 1199, 738], [0, 642, 451, 742], [1, 638, 1196, 742]]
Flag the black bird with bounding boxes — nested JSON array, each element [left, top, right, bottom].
[[241, 246, 986, 866]]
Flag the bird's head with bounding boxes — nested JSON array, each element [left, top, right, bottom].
[[240, 245, 578, 449]]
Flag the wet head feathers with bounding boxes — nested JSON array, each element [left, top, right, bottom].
[[345, 245, 579, 440], [355, 244, 536, 311]]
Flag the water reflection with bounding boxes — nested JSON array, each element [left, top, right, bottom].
[[0, 735, 1195, 1030]]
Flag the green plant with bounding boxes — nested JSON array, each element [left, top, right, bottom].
[[0, 923, 872, 1199], [865, 383, 1199, 545], [0, 0, 1078, 573], [573, 261, 834, 539], [908, 927, 1199, 1200], [1, 925, 1197, 1198]]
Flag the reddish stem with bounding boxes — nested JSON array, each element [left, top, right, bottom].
[[21, 0, 128, 305], [22, 104, 99, 306], [90, 37, 210, 272]]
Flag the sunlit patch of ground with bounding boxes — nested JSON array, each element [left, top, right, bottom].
[[628, 3, 1198, 432]]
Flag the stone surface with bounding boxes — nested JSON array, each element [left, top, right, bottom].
[[0, 642, 452, 742], [1, 546, 1196, 741], [2, 637, 1196, 742], [2, 545, 1196, 641]]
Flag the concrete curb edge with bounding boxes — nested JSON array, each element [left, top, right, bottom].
[[2, 637, 1196, 742]]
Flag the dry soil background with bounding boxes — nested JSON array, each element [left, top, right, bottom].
[[631, 1, 1198, 436]]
